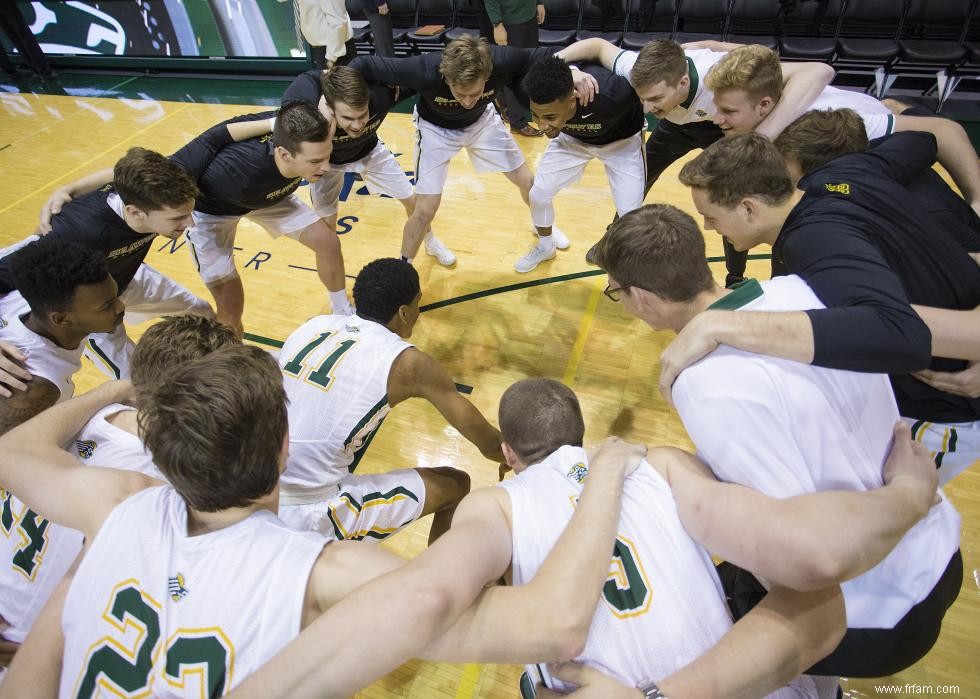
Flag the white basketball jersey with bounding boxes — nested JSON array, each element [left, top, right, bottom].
[[279, 314, 413, 489], [501, 446, 818, 698], [60, 486, 325, 698], [0, 291, 83, 402], [809, 86, 894, 139], [673, 276, 961, 629], [0, 406, 162, 644]]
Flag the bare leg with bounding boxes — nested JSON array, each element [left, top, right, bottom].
[[401, 193, 442, 260], [503, 163, 534, 207], [297, 220, 350, 313], [207, 276, 246, 337], [415, 466, 471, 545]]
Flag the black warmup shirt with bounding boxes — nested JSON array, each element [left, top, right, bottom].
[[554, 65, 643, 146], [350, 46, 552, 130], [282, 69, 402, 165], [868, 133, 980, 253], [0, 186, 154, 295], [169, 111, 300, 217], [775, 131, 980, 422]]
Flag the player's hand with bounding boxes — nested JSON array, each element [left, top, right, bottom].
[[493, 24, 507, 46], [38, 188, 73, 234], [0, 615, 20, 667], [536, 663, 642, 698], [537, 4, 545, 24], [658, 311, 723, 405], [0, 341, 31, 398], [589, 436, 647, 477], [913, 361, 980, 398], [571, 69, 598, 106], [882, 422, 940, 514], [378, 2, 389, 14]]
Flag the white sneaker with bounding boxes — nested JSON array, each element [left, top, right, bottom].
[[424, 234, 457, 267], [514, 242, 556, 273], [532, 225, 570, 250]]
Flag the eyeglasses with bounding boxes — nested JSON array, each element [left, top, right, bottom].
[[603, 283, 632, 302]]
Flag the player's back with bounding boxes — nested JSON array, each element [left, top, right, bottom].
[[502, 445, 816, 697], [60, 486, 324, 698], [0, 407, 160, 646], [280, 314, 413, 489]]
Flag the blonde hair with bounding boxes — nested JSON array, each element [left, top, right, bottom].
[[705, 44, 784, 103], [439, 35, 493, 85]]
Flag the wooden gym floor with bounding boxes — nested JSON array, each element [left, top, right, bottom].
[[0, 77, 977, 698]]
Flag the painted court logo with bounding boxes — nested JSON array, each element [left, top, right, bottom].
[[168, 573, 189, 602]]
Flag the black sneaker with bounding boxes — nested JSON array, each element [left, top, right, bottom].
[[725, 273, 746, 288]]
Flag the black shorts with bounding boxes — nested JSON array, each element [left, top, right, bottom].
[[717, 549, 963, 677]]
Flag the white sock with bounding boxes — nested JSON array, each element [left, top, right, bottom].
[[536, 235, 555, 252], [328, 289, 352, 314], [401, 255, 414, 264]]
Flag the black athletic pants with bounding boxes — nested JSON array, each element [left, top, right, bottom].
[[643, 118, 748, 280], [492, 17, 538, 130], [365, 8, 395, 57], [717, 549, 963, 677]]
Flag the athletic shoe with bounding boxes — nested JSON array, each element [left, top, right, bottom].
[[511, 125, 543, 137], [514, 243, 556, 273], [425, 235, 457, 267], [551, 226, 570, 250]]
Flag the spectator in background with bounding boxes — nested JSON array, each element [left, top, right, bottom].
[[296, 0, 356, 68], [485, 0, 545, 137], [360, 0, 395, 57]]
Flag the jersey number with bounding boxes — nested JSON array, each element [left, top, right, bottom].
[[602, 535, 652, 617], [282, 331, 358, 391], [0, 488, 50, 579], [77, 583, 233, 699]]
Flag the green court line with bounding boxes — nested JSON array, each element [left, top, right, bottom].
[[245, 253, 773, 348]]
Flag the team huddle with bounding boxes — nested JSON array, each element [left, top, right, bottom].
[[0, 32, 978, 699]]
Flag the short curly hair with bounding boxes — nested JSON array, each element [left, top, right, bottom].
[[131, 315, 240, 388], [523, 56, 574, 105], [10, 236, 110, 316], [353, 258, 420, 325]]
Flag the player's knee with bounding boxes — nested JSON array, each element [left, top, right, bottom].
[[428, 466, 471, 506], [528, 185, 555, 210], [413, 197, 439, 224], [301, 222, 341, 256]]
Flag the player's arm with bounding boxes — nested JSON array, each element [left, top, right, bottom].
[[225, 438, 643, 699], [659, 423, 938, 591], [555, 37, 621, 68], [754, 61, 836, 140], [349, 54, 432, 92], [170, 110, 278, 181], [913, 304, 980, 361], [892, 114, 980, 212], [0, 341, 31, 398], [541, 581, 844, 699], [38, 171, 114, 233], [0, 381, 158, 538], [390, 348, 505, 463]]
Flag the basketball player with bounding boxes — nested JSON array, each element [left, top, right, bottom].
[[282, 66, 456, 265], [218, 377, 939, 699], [0, 148, 213, 379], [771, 111, 980, 480], [515, 56, 644, 272], [0, 315, 236, 670], [592, 204, 961, 677], [557, 37, 834, 283], [0, 347, 643, 696], [348, 37, 600, 265], [669, 134, 980, 483], [0, 237, 124, 432], [278, 258, 501, 544]]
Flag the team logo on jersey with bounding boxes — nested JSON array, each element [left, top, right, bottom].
[[0, 315, 6, 329], [344, 323, 361, 333], [695, 109, 708, 117], [566, 462, 589, 484], [825, 183, 850, 195], [168, 573, 189, 602], [75, 440, 97, 459]]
